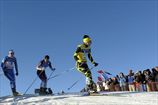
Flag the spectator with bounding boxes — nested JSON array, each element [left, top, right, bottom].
[[151, 68, 158, 91], [144, 69, 153, 92], [118, 72, 127, 91], [96, 76, 104, 92], [112, 77, 120, 91], [134, 71, 142, 91], [154, 66, 158, 91], [103, 80, 110, 91], [127, 70, 135, 92], [139, 71, 147, 91], [108, 78, 115, 91]]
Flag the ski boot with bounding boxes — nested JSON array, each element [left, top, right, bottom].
[[86, 83, 98, 94], [13, 91, 21, 96], [12, 88, 21, 96], [48, 88, 53, 95], [39, 87, 48, 95]]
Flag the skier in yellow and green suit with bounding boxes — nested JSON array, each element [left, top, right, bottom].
[[74, 35, 98, 92]]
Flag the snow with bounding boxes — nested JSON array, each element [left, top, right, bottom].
[[0, 92, 158, 105]]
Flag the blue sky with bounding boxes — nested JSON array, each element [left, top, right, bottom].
[[0, 0, 157, 96]]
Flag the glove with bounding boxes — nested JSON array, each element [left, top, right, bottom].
[[51, 68, 56, 71], [93, 62, 98, 67], [16, 72, 18, 76]]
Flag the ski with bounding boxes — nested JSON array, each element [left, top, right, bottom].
[[34, 88, 53, 96]]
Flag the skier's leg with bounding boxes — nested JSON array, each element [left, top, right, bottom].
[[37, 70, 45, 94], [42, 71, 47, 88], [77, 63, 95, 91], [4, 69, 18, 95], [37, 70, 45, 87], [9, 71, 16, 91], [85, 71, 97, 92], [37, 70, 48, 94], [42, 72, 48, 94], [4, 69, 15, 88]]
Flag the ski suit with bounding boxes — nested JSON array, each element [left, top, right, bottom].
[[1, 56, 18, 91], [74, 44, 96, 89], [36, 60, 53, 88]]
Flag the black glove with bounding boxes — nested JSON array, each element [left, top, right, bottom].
[[16, 72, 18, 76], [51, 68, 56, 71], [93, 62, 98, 67]]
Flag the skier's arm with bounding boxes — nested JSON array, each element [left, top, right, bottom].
[[1, 58, 6, 70], [14, 58, 18, 75], [37, 61, 42, 68], [73, 47, 82, 61], [1, 60, 5, 69], [88, 52, 94, 64], [88, 51, 98, 67], [36, 60, 44, 70], [1, 62, 3, 69], [49, 62, 55, 71]]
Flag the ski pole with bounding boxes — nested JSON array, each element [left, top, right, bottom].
[[46, 70, 55, 93], [23, 76, 39, 95], [48, 70, 55, 80], [48, 67, 75, 80], [67, 66, 95, 91], [67, 80, 80, 90], [23, 70, 44, 95]]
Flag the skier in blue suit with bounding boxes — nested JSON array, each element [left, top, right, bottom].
[[1, 50, 20, 96]]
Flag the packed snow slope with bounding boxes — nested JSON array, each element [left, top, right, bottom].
[[0, 91, 158, 105]]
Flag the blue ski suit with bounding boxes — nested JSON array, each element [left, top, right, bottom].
[[1, 56, 18, 89]]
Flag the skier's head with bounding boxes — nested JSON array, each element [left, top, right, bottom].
[[44, 55, 50, 62], [83, 35, 92, 46], [8, 49, 14, 57]]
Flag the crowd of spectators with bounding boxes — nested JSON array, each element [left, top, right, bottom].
[[96, 66, 158, 92]]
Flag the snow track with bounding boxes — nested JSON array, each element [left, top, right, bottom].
[[0, 92, 158, 105]]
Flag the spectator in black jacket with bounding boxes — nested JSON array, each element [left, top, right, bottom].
[[144, 69, 153, 91], [154, 67, 158, 91]]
